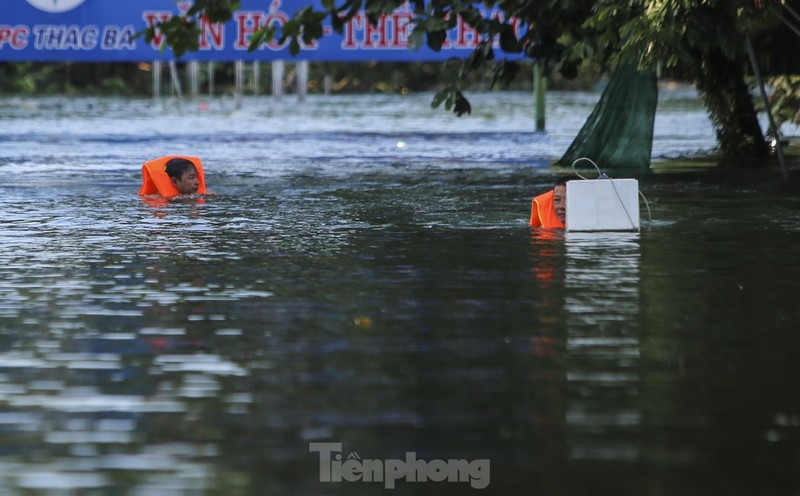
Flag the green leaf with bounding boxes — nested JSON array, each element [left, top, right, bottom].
[[344, 1, 362, 22], [248, 26, 277, 51], [490, 60, 521, 88], [431, 89, 448, 109], [444, 91, 454, 111], [453, 91, 471, 117], [331, 14, 344, 33], [289, 38, 301, 56], [424, 17, 449, 31], [460, 7, 482, 25], [499, 28, 521, 53], [427, 30, 447, 51], [408, 26, 426, 50], [480, 41, 494, 61]]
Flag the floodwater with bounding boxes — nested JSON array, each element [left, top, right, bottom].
[[0, 89, 799, 495]]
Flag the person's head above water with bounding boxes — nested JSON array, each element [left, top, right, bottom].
[[553, 176, 571, 224], [165, 158, 200, 195], [529, 175, 573, 229]]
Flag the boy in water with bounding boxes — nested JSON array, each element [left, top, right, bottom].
[[166, 158, 201, 195], [138, 155, 207, 200]]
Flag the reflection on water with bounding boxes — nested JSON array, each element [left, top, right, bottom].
[[0, 93, 799, 495], [564, 233, 641, 462]]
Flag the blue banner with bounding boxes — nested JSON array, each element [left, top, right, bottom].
[[0, 0, 523, 62]]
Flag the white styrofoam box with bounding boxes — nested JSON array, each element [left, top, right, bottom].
[[566, 178, 640, 232]]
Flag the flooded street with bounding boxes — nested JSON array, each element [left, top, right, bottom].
[[1, 89, 799, 495]]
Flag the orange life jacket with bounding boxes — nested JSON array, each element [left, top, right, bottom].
[[529, 189, 564, 229], [138, 155, 206, 198]]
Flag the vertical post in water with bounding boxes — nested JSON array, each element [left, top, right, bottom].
[[253, 61, 261, 97], [234, 60, 244, 110], [272, 60, 284, 100], [152, 60, 161, 102], [168, 60, 183, 100], [534, 63, 546, 131], [188, 60, 199, 99], [745, 30, 788, 179], [207, 62, 215, 98], [297, 61, 309, 102]]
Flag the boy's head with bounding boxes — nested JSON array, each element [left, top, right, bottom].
[[165, 158, 200, 194]]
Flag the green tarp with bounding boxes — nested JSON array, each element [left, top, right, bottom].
[[558, 64, 658, 170]]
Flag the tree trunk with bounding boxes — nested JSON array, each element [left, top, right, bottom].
[[693, 50, 770, 159]]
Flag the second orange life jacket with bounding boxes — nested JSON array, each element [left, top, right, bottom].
[[529, 189, 564, 229]]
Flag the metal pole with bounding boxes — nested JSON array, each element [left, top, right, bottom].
[[189, 60, 199, 99], [253, 61, 260, 96], [207, 62, 214, 98], [745, 31, 788, 179], [297, 61, 308, 102], [168, 60, 183, 100], [272, 60, 284, 99], [234, 60, 244, 110], [152, 60, 161, 102], [534, 63, 546, 131]]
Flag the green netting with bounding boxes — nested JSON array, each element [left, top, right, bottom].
[[558, 64, 658, 170]]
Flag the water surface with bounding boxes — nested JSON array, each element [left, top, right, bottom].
[[0, 90, 799, 495]]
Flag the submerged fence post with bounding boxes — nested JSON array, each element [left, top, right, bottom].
[[297, 61, 308, 102], [207, 62, 214, 98], [168, 60, 183, 100], [234, 60, 244, 110], [272, 60, 284, 99], [188, 60, 199, 99], [534, 63, 546, 131], [152, 60, 161, 102], [253, 61, 260, 96]]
